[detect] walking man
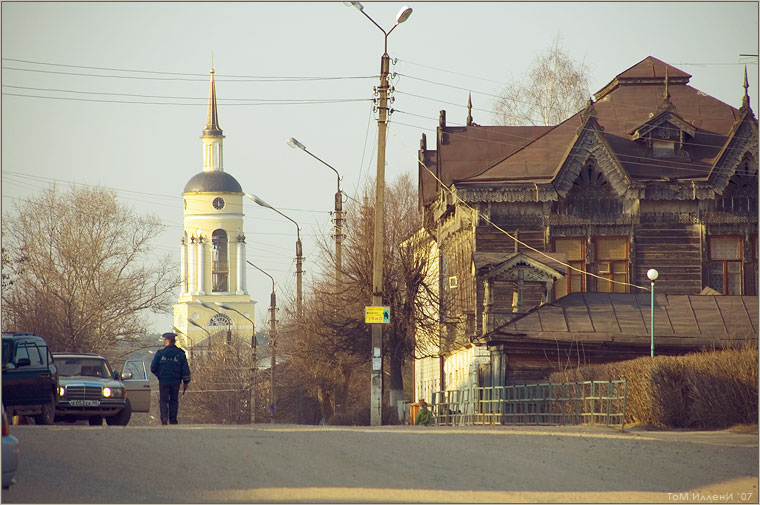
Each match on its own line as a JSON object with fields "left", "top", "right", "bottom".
{"left": 151, "top": 332, "right": 191, "bottom": 425}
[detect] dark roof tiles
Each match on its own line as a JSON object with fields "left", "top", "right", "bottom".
{"left": 183, "top": 171, "right": 242, "bottom": 194}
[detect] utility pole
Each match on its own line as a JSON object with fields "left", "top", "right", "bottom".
{"left": 334, "top": 188, "right": 343, "bottom": 294}
{"left": 247, "top": 260, "right": 276, "bottom": 424}
{"left": 369, "top": 50, "right": 390, "bottom": 427}
{"left": 269, "top": 289, "right": 277, "bottom": 423}
{"left": 346, "top": 1, "right": 413, "bottom": 427}
{"left": 296, "top": 236, "right": 303, "bottom": 320}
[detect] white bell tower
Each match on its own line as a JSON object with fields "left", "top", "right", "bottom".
{"left": 172, "top": 64, "right": 256, "bottom": 352}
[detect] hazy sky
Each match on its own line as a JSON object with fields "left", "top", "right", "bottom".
{"left": 2, "top": 2, "right": 758, "bottom": 333}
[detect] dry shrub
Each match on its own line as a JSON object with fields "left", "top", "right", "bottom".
{"left": 549, "top": 347, "right": 758, "bottom": 429}
{"left": 679, "top": 347, "right": 758, "bottom": 428}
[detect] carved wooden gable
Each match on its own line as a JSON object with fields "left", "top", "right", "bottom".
{"left": 552, "top": 116, "right": 638, "bottom": 201}
{"left": 481, "top": 253, "right": 565, "bottom": 283}
{"left": 710, "top": 112, "right": 759, "bottom": 195}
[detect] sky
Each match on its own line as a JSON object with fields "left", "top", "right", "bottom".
{"left": 2, "top": 1, "right": 758, "bottom": 334}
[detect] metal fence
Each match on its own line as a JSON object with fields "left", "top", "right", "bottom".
{"left": 431, "top": 380, "right": 627, "bottom": 428}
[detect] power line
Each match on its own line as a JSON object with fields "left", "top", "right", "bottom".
{"left": 2, "top": 59, "right": 376, "bottom": 82}
{"left": 1, "top": 84, "right": 370, "bottom": 104}
{"left": 1, "top": 90, "right": 371, "bottom": 107}
{"left": 389, "top": 128, "right": 651, "bottom": 293}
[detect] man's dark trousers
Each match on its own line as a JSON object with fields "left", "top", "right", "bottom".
{"left": 159, "top": 383, "right": 181, "bottom": 424}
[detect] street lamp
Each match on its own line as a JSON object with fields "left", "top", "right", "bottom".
{"left": 172, "top": 326, "right": 194, "bottom": 359}
{"left": 245, "top": 193, "right": 303, "bottom": 320}
{"left": 346, "top": 1, "right": 413, "bottom": 426}
{"left": 247, "top": 260, "right": 277, "bottom": 424}
{"left": 217, "top": 302, "right": 257, "bottom": 424}
{"left": 647, "top": 269, "right": 659, "bottom": 357}
{"left": 287, "top": 137, "right": 343, "bottom": 294}
{"left": 187, "top": 318, "right": 212, "bottom": 351}
{"left": 199, "top": 300, "right": 232, "bottom": 344}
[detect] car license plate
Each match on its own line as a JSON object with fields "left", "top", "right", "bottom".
{"left": 69, "top": 400, "right": 99, "bottom": 407}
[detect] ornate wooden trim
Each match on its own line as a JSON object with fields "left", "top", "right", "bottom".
{"left": 709, "top": 114, "right": 759, "bottom": 194}
{"left": 552, "top": 118, "right": 642, "bottom": 199}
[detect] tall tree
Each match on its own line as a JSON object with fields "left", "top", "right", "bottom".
{"left": 2, "top": 186, "right": 176, "bottom": 358}
{"left": 493, "top": 35, "right": 591, "bottom": 126}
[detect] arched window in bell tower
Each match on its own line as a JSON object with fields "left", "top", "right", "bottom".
{"left": 212, "top": 229, "right": 228, "bottom": 292}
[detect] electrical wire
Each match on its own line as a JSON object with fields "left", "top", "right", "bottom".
{"left": 389, "top": 127, "right": 655, "bottom": 293}
{"left": 2, "top": 59, "right": 377, "bottom": 82}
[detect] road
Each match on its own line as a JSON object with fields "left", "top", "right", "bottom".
{"left": 2, "top": 423, "right": 757, "bottom": 503}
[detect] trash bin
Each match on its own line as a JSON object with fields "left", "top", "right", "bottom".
{"left": 409, "top": 402, "right": 420, "bottom": 425}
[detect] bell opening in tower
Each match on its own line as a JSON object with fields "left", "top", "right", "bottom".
{"left": 212, "top": 229, "right": 229, "bottom": 292}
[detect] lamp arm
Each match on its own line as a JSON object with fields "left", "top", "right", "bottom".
{"left": 247, "top": 260, "right": 276, "bottom": 288}
{"left": 271, "top": 207, "right": 300, "bottom": 239}
{"left": 303, "top": 148, "right": 342, "bottom": 191}
{"left": 359, "top": 8, "right": 387, "bottom": 36}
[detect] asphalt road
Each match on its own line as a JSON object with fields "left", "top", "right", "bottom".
{"left": 2, "top": 423, "right": 757, "bottom": 503}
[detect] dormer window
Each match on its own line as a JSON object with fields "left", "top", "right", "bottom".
{"left": 652, "top": 138, "right": 676, "bottom": 157}
{"left": 629, "top": 113, "right": 695, "bottom": 159}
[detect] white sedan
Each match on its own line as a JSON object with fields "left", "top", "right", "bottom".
{"left": 2, "top": 406, "right": 20, "bottom": 489}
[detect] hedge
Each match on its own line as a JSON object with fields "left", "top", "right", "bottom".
{"left": 548, "top": 347, "right": 758, "bottom": 429}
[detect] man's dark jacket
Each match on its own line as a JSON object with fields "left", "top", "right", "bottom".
{"left": 150, "top": 344, "right": 191, "bottom": 385}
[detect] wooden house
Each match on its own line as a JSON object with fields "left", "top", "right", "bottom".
{"left": 413, "top": 57, "right": 758, "bottom": 399}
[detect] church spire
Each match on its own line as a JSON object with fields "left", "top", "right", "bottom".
{"left": 466, "top": 92, "right": 474, "bottom": 126}
{"left": 741, "top": 65, "right": 751, "bottom": 110}
{"left": 203, "top": 60, "right": 223, "bottom": 138}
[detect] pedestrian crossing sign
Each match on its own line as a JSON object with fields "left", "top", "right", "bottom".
{"left": 365, "top": 306, "right": 390, "bottom": 324}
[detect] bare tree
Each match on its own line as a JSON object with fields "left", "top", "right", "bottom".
{"left": 1, "top": 185, "right": 177, "bottom": 359}
{"left": 278, "top": 173, "right": 438, "bottom": 423}
{"left": 493, "top": 35, "right": 590, "bottom": 126}
{"left": 183, "top": 335, "right": 256, "bottom": 424}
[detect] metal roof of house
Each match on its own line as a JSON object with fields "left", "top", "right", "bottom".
{"left": 487, "top": 293, "right": 758, "bottom": 348}
{"left": 421, "top": 56, "right": 756, "bottom": 205}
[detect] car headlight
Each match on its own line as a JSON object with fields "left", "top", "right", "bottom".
{"left": 58, "top": 386, "right": 66, "bottom": 397}
{"left": 102, "top": 387, "right": 123, "bottom": 398}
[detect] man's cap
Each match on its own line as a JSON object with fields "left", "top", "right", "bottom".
{"left": 162, "top": 332, "right": 177, "bottom": 341}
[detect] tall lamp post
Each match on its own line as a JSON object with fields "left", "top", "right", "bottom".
{"left": 346, "top": 1, "right": 413, "bottom": 426}
{"left": 199, "top": 300, "right": 232, "bottom": 344}
{"left": 172, "top": 326, "right": 194, "bottom": 359}
{"left": 287, "top": 137, "right": 343, "bottom": 294}
{"left": 647, "top": 269, "right": 659, "bottom": 357}
{"left": 248, "top": 260, "right": 277, "bottom": 423}
{"left": 187, "top": 318, "right": 211, "bottom": 351}
{"left": 216, "top": 302, "right": 256, "bottom": 424}
{"left": 245, "top": 193, "right": 302, "bottom": 320}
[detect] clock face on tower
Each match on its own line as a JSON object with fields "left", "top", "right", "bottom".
{"left": 212, "top": 197, "right": 225, "bottom": 210}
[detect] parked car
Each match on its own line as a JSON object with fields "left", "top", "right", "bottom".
{"left": 53, "top": 353, "right": 151, "bottom": 426}
{"left": 2, "top": 333, "right": 58, "bottom": 424}
{"left": 2, "top": 406, "right": 20, "bottom": 489}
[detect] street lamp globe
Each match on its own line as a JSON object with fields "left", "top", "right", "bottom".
{"left": 395, "top": 5, "right": 412, "bottom": 24}
{"left": 647, "top": 269, "right": 659, "bottom": 281}
{"left": 287, "top": 137, "right": 306, "bottom": 151}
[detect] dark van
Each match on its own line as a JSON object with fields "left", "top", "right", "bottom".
{"left": 2, "top": 333, "right": 58, "bottom": 424}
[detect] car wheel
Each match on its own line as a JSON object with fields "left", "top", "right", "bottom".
{"left": 88, "top": 416, "right": 103, "bottom": 426}
{"left": 34, "top": 399, "right": 55, "bottom": 425}
{"left": 106, "top": 399, "right": 131, "bottom": 426}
